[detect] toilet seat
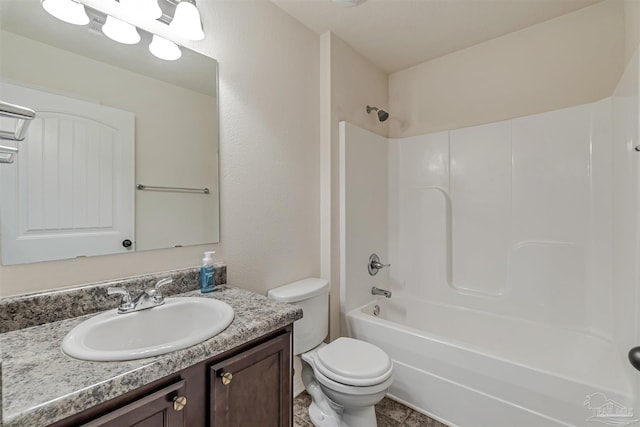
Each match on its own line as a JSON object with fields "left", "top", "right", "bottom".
{"left": 314, "top": 337, "right": 393, "bottom": 387}
{"left": 311, "top": 362, "right": 394, "bottom": 396}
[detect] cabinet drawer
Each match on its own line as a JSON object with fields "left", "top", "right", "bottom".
{"left": 82, "top": 380, "right": 187, "bottom": 427}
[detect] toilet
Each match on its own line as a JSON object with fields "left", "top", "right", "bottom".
{"left": 268, "top": 278, "right": 393, "bottom": 427}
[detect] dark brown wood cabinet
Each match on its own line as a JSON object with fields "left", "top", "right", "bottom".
{"left": 50, "top": 326, "right": 293, "bottom": 427}
{"left": 210, "top": 332, "right": 291, "bottom": 427}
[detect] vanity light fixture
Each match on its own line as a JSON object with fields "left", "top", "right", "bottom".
{"left": 41, "top": 0, "right": 205, "bottom": 60}
{"left": 102, "top": 15, "right": 141, "bottom": 45}
{"left": 149, "top": 35, "right": 182, "bottom": 61}
{"left": 41, "top": 0, "right": 90, "bottom": 25}
{"left": 169, "top": 0, "right": 204, "bottom": 41}
{"left": 121, "top": 0, "right": 163, "bottom": 21}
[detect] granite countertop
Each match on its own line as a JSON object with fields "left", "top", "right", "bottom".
{"left": 1, "top": 285, "right": 302, "bottom": 427}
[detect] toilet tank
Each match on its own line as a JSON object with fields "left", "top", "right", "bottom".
{"left": 267, "top": 278, "right": 329, "bottom": 355}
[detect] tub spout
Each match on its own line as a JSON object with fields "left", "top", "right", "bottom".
{"left": 371, "top": 286, "right": 392, "bottom": 298}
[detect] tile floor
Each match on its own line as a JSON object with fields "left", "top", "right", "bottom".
{"left": 293, "top": 391, "right": 449, "bottom": 427}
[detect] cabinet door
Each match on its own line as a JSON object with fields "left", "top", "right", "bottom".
{"left": 210, "top": 332, "right": 292, "bottom": 427}
{"left": 82, "top": 380, "right": 188, "bottom": 427}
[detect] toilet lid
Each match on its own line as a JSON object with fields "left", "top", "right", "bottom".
{"left": 315, "top": 337, "right": 392, "bottom": 386}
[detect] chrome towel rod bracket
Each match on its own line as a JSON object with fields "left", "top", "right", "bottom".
{"left": 0, "top": 100, "right": 36, "bottom": 142}
{"left": 0, "top": 145, "right": 18, "bottom": 164}
{"left": 136, "top": 184, "right": 210, "bottom": 194}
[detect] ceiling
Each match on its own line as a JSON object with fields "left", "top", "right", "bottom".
{"left": 271, "top": 0, "right": 603, "bottom": 73}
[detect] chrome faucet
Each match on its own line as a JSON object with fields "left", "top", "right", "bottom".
{"left": 371, "top": 286, "right": 392, "bottom": 298}
{"left": 368, "top": 254, "right": 390, "bottom": 276}
{"left": 108, "top": 278, "right": 173, "bottom": 314}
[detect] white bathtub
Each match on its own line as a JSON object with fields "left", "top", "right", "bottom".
{"left": 346, "top": 296, "right": 635, "bottom": 427}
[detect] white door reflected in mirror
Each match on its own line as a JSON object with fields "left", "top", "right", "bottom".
{"left": 0, "top": 82, "right": 135, "bottom": 265}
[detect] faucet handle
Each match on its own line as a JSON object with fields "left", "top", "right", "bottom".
{"left": 368, "top": 253, "right": 391, "bottom": 276}
{"left": 155, "top": 278, "right": 173, "bottom": 290}
{"left": 108, "top": 287, "right": 131, "bottom": 304}
{"left": 151, "top": 278, "right": 172, "bottom": 303}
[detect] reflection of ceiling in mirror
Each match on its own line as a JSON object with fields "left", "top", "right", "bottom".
{"left": 0, "top": 0, "right": 217, "bottom": 96}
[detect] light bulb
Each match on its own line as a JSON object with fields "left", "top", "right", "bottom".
{"left": 120, "top": 0, "right": 163, "bottom": 21}
{"left": 41, "top": 0, "right": 89, "bottom": 25}
{"left": 102, "top": 15, "right": 141, "bottom": 45}
{"left": 149, "top": 35, "right": 182, "bottom": 61}
{"left": 169, "top": 1, "right": 204, "bottom": 41}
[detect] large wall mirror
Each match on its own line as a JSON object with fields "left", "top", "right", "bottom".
{"left": 0, "top": 0, "right": 219, "bottom": 265}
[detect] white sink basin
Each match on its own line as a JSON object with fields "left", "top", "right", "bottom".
{"left": 62, "top": 297, "right": 234, "bottom": 361}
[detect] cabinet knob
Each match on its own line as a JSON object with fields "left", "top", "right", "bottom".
{"left": 221, "top": 372, "right": 233, "bottom": 385}
{"left": 172, "top": 395, "right": 187, "bottom": 412}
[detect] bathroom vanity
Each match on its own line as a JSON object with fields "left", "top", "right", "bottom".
{"left": 0, "top": 269, "right": 302, "bottom": 427}
{"left": 51, "top": 326, "right": 292, "bottom": 426}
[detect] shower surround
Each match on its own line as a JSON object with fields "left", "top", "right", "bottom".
{"left": 340, "top": 54, "right": 640, "bottom": 426}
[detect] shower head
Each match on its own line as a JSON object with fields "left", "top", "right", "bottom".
{"left": 366, "top": 105, "right": 389, "bottom": 122}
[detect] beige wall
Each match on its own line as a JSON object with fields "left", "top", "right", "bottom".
{"left": 389, "top": 0, "right": 626, "bottom": 137}
{"left": 0, "top": 0, "right": 320, "bottom": 297}
{"left": 319, "top": 32, "right": 389, "bottom": 339}
{"left": 624, "top": 0, "right": 640, "bottom": 65}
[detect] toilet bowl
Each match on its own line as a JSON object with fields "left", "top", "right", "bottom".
{"left": 267, "top": 278, "right": 394, "bottom": 427}
{"left": 301, "top": 339, "right": 393, "bottom": 427}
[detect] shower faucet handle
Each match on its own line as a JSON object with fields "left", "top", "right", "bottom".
{"left": 368, "top": 253, "right": 390, "bottom": 276}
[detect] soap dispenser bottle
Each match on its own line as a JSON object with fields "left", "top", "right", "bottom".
{"left": 200, "top": 251, "right": 216, "bottom": 293}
